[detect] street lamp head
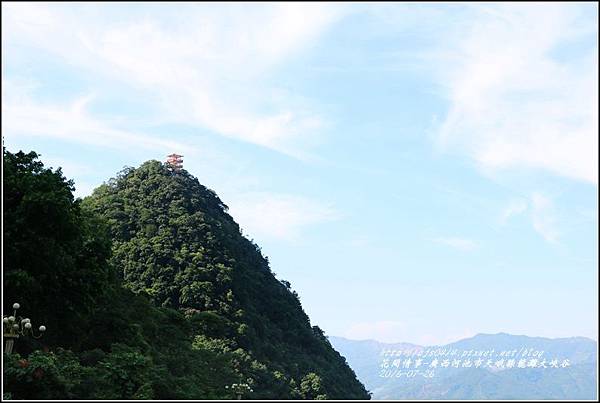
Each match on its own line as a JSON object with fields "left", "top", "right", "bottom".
{"left": 4, "top": 305, "right": 46, "bottom": 354}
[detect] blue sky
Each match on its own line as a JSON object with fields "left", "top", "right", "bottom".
{"left": 2, "top": 2, "right": 598, "bottom": 345}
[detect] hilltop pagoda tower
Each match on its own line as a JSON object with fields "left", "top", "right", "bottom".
{"left": 166, "top": 153, "right": 183, "bottom": 172}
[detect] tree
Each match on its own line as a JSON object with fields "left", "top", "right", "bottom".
{"left": 300, "top": 372, "right": 327, "bottom": 399}
{"left": 3, "top": 149, "right": 113, "bottom": 350}
{"left": 4, "top": 152, "right": 370, "bottom": 399}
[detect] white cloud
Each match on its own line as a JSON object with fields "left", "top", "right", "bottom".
{"left": 2, "top": 3, "right": 342, "bottom": 157}
{"left": 226, "top": 192, "right": 340, "bottom": 241}
{"left": 347, "top": 237, "right": 372, "bottom": 249}
{"left": 434, "top": 3, "right": 598, "bottom": 184}
{"left": 42, "top": 157, "right": 93, "bottom": 177}
{"left": 500, "top": 198, "right": 528, "bottom": 224}
{"left": 2, "top": 88, "right": 193, "bottom": 153}
{"left": 531, "top": 192, "right": 559, "bottom": 243}
{"left": 432, "top": 236, "right": 478, "bottom": 251}
{"left": 500, "top": 193, "right": 560, "bottom": 243}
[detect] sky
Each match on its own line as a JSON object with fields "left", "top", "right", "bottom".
{"left": 2, "top": 2, "right": 598, "bottom": 346}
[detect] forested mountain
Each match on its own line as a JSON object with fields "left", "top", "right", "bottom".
{"left": 2, "top": 149, "right": 369, "bottom": 400}
{"left": 330, "top": 334, "right": 597, "bottom": 400}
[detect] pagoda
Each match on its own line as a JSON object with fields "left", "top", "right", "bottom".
{"left": 166, "top": 153, "right": 183, "bottom": 172}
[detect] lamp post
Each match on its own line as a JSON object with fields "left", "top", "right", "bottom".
{"left": 3, "top": 303, "right": 46, "bottom": 355}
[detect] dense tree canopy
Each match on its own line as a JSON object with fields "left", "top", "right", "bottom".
{"left": 3, "top": 149, "right": 370, "bottom": 400}
{"left": 3, "top": 150, "right": 113, "bottom": 349}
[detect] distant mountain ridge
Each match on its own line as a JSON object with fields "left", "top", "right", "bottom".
{"left": 330, "top": 333, "right": 597, "bottom": 400}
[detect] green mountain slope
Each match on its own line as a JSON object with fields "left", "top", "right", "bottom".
{"left": 3, "top": 151, "right": 369, "bottom": 400}
{"left": 83, "top": 160, "right": 369, "bottom": 399}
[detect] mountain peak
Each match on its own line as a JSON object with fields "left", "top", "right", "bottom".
{"left": 83, "top": 159, "right": 371, "bottom": 399}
